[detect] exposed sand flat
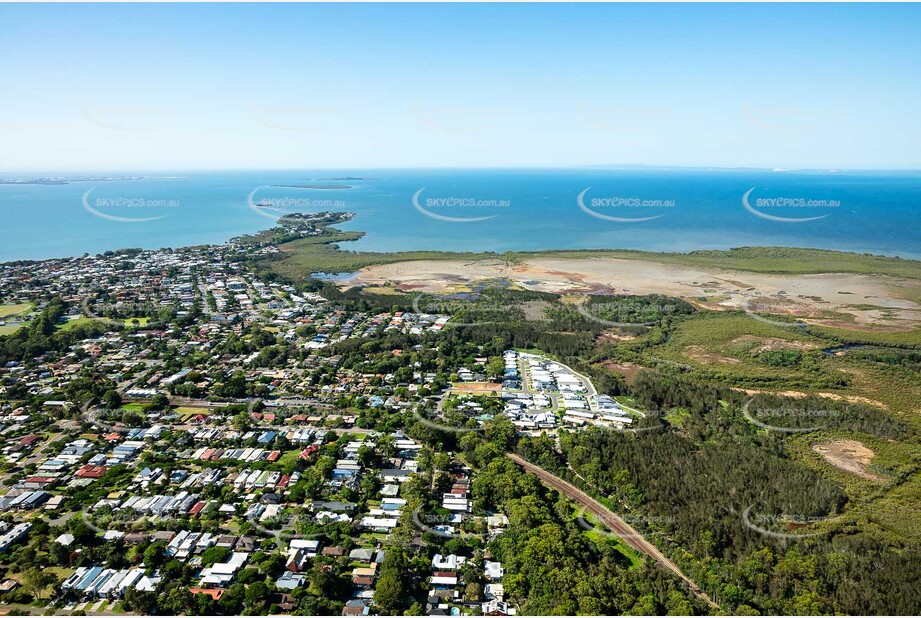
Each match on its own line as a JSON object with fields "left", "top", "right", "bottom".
{"left": 812, "top": 440, "right": 887, "bottom": 483}
{"left": 732, "top": 387, "right": 890, "bottom": 410}
{"left": 351, "top": 257, "right": 921, "bottom": 330}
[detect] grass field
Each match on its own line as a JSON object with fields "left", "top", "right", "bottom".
{"left": 174, "top": 406, "right": 211, "bottom": 420}
{"left": 57, "top": 315, "right": 98, "bottom": 331}
{"left": 275, "top": 449, "right": 303, "bottom": 468}
{"left": 0, "top": 303, "right": 32, "bottom": 335}
{"left": 123, "top": 316, "right": 150, "bottom": 327}
{"left": 0, "top": 303, "right": 31, "bottom": 317}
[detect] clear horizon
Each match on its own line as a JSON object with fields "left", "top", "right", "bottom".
{"left": 5, "top": 165, "right": 921, "bottom": 175}
{"left": 2, "top": 3, "right": 920, "bottom": 171}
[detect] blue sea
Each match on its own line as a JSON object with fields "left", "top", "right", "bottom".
{"left": 1, "top": 169, "right": 919, "bottom": 263}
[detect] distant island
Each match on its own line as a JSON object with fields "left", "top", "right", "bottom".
{"left": 0, "top": 176, "right": 143, "bottom": 185}
{"left": 271, "top": 184, "right": 352, "bottom": 190}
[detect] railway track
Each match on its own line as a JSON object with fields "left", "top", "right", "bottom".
{"left": 507, "top": 453, "right": 718, "bottom": 610}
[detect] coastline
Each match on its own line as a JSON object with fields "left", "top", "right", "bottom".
{"left": 3, "top": 168, "right": 921, "bottom": 263}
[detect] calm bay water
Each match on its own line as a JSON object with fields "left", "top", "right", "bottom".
{"left": 1, "top": 169, "right": 919, "bottom": 263}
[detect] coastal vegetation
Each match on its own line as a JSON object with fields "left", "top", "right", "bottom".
{"left": 257, "top": 220, "right": 921, "bottom": 282}
{"left": 317, "top": 266, "right": 921, "bottom": 614}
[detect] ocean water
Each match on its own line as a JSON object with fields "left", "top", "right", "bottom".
{"left": 0, "top": 169, "right": 919, "bottom": 263}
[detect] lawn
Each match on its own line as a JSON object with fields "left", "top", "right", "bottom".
{"left": 58, "top": 315, "right": 98, "bottom": 331}
{"left": 123, "top": 316, "right": 150, "bottom": 327}
{"left": 275, "top": 449, "right": 303, "bottom": 468}
{"left": 0, "top": 303, "right": 31, "bottom": 318}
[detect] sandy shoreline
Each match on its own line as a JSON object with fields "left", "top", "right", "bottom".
{"left": 347, "top": 256, "right": 921, "bottom": 330}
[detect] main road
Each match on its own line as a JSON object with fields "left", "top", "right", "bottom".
{"left": 507, "top": 453, "right": 718, "bottom": 610}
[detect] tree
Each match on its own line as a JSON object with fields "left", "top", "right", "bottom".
{"left": 464, "top": 582, "right": 484, "bottom": 601}
{"left": 22, "top": 568, "right": 59, "bottom": 600}
{"left": 150, "top": 393, "right": 170, "bottom": 410}
{"left": 374, "top": 549, "right": 410, "bottom": 613}
{"left": 486, "top": 356, "right": 505, "bottom": 381}
{"left": 49, "top": 541, "right": 71, "bottom": 566}
{"left": 245, "top": 580, "right": 271, "bottom": 612}
{"left": 123, "top": 589, "right": 157, "bottom": 614}
{"left": 484, "top": 414, "right": 518, "bottom": 452}
{"left": 200, "top": 545, "right": 231, "bottom": 567}
{"left": 102, "top": 389, "right": 122, "bottom": 410}
{"left": 143, "top": 540, "right": 167, "bottom": 569}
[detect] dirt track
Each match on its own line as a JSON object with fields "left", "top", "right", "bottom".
{"left": 507, "top": 453, "right": 718, "bottom": 610}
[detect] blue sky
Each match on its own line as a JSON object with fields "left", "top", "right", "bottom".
{"left": 1, "top": 3, "right": 919, "bottom": 171}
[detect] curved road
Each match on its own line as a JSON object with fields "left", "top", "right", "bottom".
{"left": 507, "top": 453, "right": 718, "bottom": 610}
